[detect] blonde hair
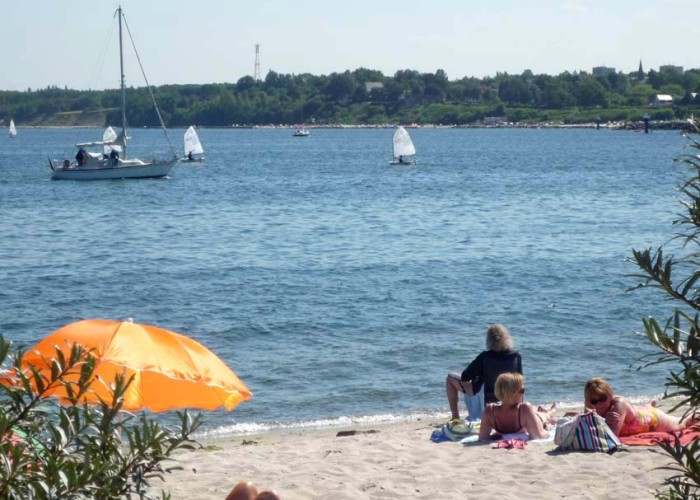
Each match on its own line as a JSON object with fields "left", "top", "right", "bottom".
{"left": 494, "top": 372, "right": 524, "bottom": 401}
{"left": 584, "top": 377, "right": 614, "bottom": 404}
{"left": 486, "top": 324, "right": 513, "bottom": 352}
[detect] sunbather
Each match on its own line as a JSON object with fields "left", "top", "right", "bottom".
{"left": 478, "top": 372, "right": 556, "bottom": 441}
{"left": 584, "top": 377, "right": 695, "bottom": 437}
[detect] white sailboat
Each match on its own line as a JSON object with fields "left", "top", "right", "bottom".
{"left": 182, "top": 126, "right": 205, "bottom": 162}
{"left": 292, "top": 102, "right": 310, "bottom": 137}
{"left": 8, "top": 119, "right": 17, "bottom": 138}
{"left": 389, "top": 126, "right": 417, "bottom": 165}
{"left": 49, "top": 7, "right": 177, "bottom": 180}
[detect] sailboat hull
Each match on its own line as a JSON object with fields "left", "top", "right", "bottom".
{"left": 51, "top": 159, "right": 176, "bottom": 180}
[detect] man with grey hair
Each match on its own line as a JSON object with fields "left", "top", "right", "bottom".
{"left": 445, "top": 324, "right": 522, "bottom": 423}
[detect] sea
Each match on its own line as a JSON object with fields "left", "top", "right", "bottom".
{"left": 0, "top": 126, "right": 693, "bottom": 437}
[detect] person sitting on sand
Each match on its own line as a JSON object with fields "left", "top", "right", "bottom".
{"left": 446, "top": 324, "right": 522, "bottom": 423}
{"left": 225, "top": 480, "right": 281, "bottom": 500}
{"left": 584, "top": 377, "right": 696, "bottom": 437}
{"left": 478, "top": 372, "right": 556, "bottom": 441}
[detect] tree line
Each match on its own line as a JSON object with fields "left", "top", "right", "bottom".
{"left": 2, "top": 66, "right": 700, "bottom": 127}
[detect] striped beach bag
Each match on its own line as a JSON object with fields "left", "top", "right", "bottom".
{"left": 555, "top": 411, "right": 621, "bottom": 453}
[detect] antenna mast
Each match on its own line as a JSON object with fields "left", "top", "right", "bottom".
{"left": 254, "top": 44, "right": 261, "bottom": 81}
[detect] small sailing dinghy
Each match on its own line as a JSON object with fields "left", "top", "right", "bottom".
{"left": 8, "top": 119, "right": 17, "bottom": 138}
{"left": 389, "top": 126, "right": 416, "bottom": 165}
{"left": 182, "top": 126, "right": 205, "bottom": 162}
{"left": 293, "top": 127, "right": 310, "bottom": 137}
{"left": 48, "top": 7, "right": 177, "bottom": 180}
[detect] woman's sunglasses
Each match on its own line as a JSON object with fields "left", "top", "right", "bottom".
{"left": 519, "top": 388, "right": 526, "bottom": 394}
{"left": 589, "top": 395, "right": 608, "bottom": 405}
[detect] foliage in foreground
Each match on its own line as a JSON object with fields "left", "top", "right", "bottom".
{"left": 0, "top": 336, "right": 202, "bottom": 499}
{"left": 629, "top": 119, "right": 700, "bottom": 498}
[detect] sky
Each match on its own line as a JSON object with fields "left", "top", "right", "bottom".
{"left": 3, "top": 0, "right": 699, "bottom": 91}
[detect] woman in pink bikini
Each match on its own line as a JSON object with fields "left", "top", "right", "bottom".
{"left": 584, "top": 377, "right": 693, "bottom": 437}
{"left": 478, "top": 372, "right": 557, "bottom": 441}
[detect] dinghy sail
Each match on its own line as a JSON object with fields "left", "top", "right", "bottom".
{"left": 8, "top": 119, "right": 17, "bottom": 138}
{"left": 182, "top": 126, "right": 205, "bottom": 162}
{"left": 389, "top": 126, "right": 416, "bottom": 164}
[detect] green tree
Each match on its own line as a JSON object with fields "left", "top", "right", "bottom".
{"left": 324, "top": 71, "right": 356, "bottom": 102}
{"left": 627, "top": 83, "right": 655, "bottom": 106}
{"left": 629, "top": 120, "right": 700, "bottom": 498}
{"left": 498, "top": 77, "right": 531, "bottom": 105}
{"left": 575, "top": 77, "right": 609, "bottom": 107}
{"left": 661, "top": 84, "right": 686, "bottom": 100}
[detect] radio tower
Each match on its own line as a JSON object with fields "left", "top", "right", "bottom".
{"left": 254, "top": 44, "right": 261, "bottom": 81}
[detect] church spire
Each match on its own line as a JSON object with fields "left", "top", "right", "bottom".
{"left": 638, "top": 60, "right": 644, "bottom": 80}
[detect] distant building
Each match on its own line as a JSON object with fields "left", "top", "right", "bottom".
{"left": 653, "top": 94, "right": 674, "bottom": 107}
{"left": 592, "top": 66, "right": 615, "bottom": 77}
{"left": 365, "top": 82, "right": 384, "bottom": 93}
{"left": 637, "top": 60, "right": 645, "bottom": 81}
{"left": 660, "top": 65, "right": 684, "bottom": 73}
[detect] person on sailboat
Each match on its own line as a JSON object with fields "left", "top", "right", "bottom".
{"left": 398, "top": 155, "right": 405, "bottom": 164}
{"left": 109, "top": 148, "right": 119, "bottom": 166}
{"left": 187, "top": 151, "right": 194, "bottom": 161}
{"left": 75, "top": 147, "right": 86, "bottom": 166}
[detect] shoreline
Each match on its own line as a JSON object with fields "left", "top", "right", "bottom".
{"left": 160, "top": 412, "right": 677, "bottom": 499}
{"left": 9, "top": 120, "right": 693, "bottom": 131}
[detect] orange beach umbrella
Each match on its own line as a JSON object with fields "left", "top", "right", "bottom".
{"left": 17, "top": 319, "right": 252, "bottom": 413}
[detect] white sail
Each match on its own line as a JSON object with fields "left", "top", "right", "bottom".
{"left": 392, "top": 126, "right": 416, "bottom": 158}
{"left": 184, "top": 126, "right": 204, "bottom": 156}
{"left": 8, "top": 119, "right": 17, "bottom": 138}
{"left": 102, "top": 126, "right": 122, "bottom": 155}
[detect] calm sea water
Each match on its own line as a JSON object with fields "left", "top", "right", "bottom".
{"left": 0, "top": 126, "right": 691, "bottom": 435}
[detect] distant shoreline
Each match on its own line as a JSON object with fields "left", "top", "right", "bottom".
{"left": 10, "top": 120, "right": 694, "bottom": 131}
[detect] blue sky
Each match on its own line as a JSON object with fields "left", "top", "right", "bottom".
{"left": 3, "top": 0, "right": 698, "bottom": 91}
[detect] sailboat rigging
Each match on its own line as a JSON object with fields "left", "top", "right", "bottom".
{"left": 49, "top": 6, "right": 177, "bottom": 180}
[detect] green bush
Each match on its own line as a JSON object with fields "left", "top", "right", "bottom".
{"left": 0, "top": 336, "right": 202, "bottom": 499}
{"left": 629, "top": 120, "right": 700, "bottom": 498}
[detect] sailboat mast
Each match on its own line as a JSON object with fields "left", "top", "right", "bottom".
{"left": 117, "top": 6, "right": 127, "bottom": 158}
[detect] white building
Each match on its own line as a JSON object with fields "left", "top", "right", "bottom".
{"left": 652, "top": 94, "right": 673, "bottom": 107}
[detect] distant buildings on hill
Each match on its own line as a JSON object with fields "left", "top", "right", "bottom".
{"left": 659, "top": 64, "right": 684, "bottom": 73}
{"left": 592, "top": 66, "right": 616, "bottom": 77}
{"left": 591, "top": 62, "right": 684, "bottom": 76}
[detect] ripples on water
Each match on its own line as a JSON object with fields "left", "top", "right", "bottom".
{"left": 0, "top": 127, "right": 690, "bottom": 434}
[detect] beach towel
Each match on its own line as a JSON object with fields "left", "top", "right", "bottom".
{"left": 619, "top": 429, "right": 700, "bottom": 446}
{"left": 459, "top": 428, "right": 555, "bottom": 445}
{"left": 556, "top": 412, "right": 620, "bottom": 453}
{"left": 430, "top": 420, "right": 481, "bottom": 443}
{"left": 464, "top": 388, "right": 485, "bottom": 421}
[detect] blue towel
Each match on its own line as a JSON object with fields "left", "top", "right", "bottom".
{"left": 464, "top": 388, "right": 485, "bottom": 421}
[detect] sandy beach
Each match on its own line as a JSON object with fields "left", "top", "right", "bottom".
{"left": 157, "top": 415, "right": 676, "bottom": 499}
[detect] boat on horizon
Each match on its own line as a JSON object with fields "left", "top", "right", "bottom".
{"left": 8, "top": 119, "right": 17, "bottom": 138}
{"left": 49, "top": 7, "right": 177, "bottom": 181}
